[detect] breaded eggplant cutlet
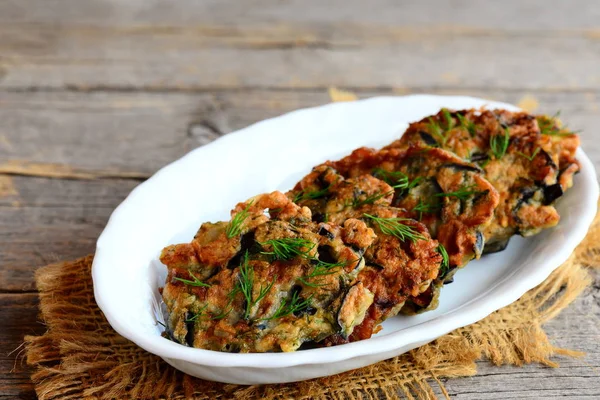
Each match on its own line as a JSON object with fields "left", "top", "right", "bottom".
{"left": 386, "top": 108, "right": 580, "bottom": 252}
{"left": 325, "top": 145, "right": 499, "bottom": 287}
{"left": 161, "top": 191, "right": 378, "bottom": 353}
{"left": 289, "top": 166, "right": 443, "bottom": 339}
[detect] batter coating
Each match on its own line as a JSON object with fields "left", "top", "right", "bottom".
{"left": 386, "top": 108, "right": 579, "bottom": 252}
{"left": 161, "top": 192, "right": 376, "bottom": 352}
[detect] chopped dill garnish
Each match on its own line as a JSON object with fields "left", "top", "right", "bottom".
{"left": 427, "top": 117, "right": 445, "bottom": 145}
{"left": 347, "top": 190, "right": 393, "bottom": 208}
{"left": 262, "top": 291, "right": 313, "bottom": 320}
{"left": 185, "top": 305, "right": 208, "bottom": 323}
{"left": 435, "top": 184, "right": 485, "bottom": 201}
{"left": 456, "top": 113, "right": 477, "bottom": 137}
{"left": 226, "top": 201, "right": 253, "bottom": 238}
{"left": 363, "top": 213, "right": 426, "bottom": 243}
{"left": 490, "top": 127, "right": 510, "bottom": 160}
{"left": 260, "top": 237, "right": 315, "bottom": 261}
{"left": 437, "top": 244, "right": 450, "bottom": 277}
{"left": 537, "top": 112, "right": 577, "bottom": 137}
{"left": 441, "top": 108, "right": 455, "bottom": 131}
{"left": 238, "top": 251, "right": 276, "bottom": 320}
{"left": 293, "top": 186, "right": 331, "bottom": 203}
{"left": 372, "top": 168, "right": 423, "bottom": 193}
{"left": 426, "top": 108, "right": 455, "bottom": 145}
{"left": 414, "top": 198, "right": 441, "bottom": 220}
{"left": 299, "top": 259, "right": 347, "bottom": 288}
{"left": 173, "top": 272, "right": 211, "bottom": 288}
{"left": 517, "top": 147, "right": 540, "bottom": 162}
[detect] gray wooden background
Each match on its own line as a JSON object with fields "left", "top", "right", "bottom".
{"left": 1, "top": 1, "right": 599, "bottom": 398}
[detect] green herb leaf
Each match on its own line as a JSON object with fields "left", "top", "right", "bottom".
{"left": 226, "top": 201, "right": 253, "bottom": 238}
{"left": 456, "top": 113, "right": 477, "bottom": 137}
{"left": 413, "top": 198, "right": 441, "bottom": 220}
{"left": 435, "top": 184, "right": 485, "bottom": 201}
{"left": 490, "top": 127, "right": 510, "bottom": 160}
{"left": 237, "top": 251, "right": 276, "bottom": 320}
{"left": 372, "top": 168, "right": 423, "bottom": 193}
{"left": 262, "top": 291, "right": 313, "bottom": 320}
{"left": 517, "top": 147, "right": 540, "bottom": 162}
{"left": 437, "top": 244, "right": 450, "bottom": 278}
{"left": 174, "top": 272, "right": 211, "bottom": 288}
{"left": 185, "top": 305, "right": 209, "bottom": 323}
{"left": 441, "top": 108, "right": 455, "bottom": 131}
{"left": 299, "top": 259, "right": 347, "bottom": 288}
{"left": 260, "top": 237, "right": 315, "bottom": 261}
{"left": 293, "top": 186, "right": 331, "bottom": 203}
{"left": 363, "top": 213, "right": 426, "bottom": 243}
{"left": 347, "top": 190, "right": 394, "bottom": 208}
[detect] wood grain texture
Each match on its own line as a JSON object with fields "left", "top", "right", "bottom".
{"left": 0, "top": 293, "right": 42, "bottom": 400}
{"left": 1, "top": 0, "right": 599, "bottom": 398}
{"left": 1, "top": 1, "right": 600, "bottom": 91}
{"left": 0, "top": 177, "right": 139, "bottom": 291}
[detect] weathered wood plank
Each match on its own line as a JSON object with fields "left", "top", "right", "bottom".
{"left": 2, "top": 22, "right": 600, "bottom": 91}
{"left": 0, "top": 177, "right": 139, "bottom": 291}
{"left": 1, "top": 1, "right": 600, "bottom": 91}
{"left": 3, "top": 1, "right": 600, "bottom": 30}
{"left": 1, "top": 90, "right": 599, "bottom": 175}
{"left": 0, "top": 293, "right": 42, "bottom": 400}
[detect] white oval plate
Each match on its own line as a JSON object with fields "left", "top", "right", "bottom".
{"left": 93, "top": 95, "right": 598, "bottom": 385}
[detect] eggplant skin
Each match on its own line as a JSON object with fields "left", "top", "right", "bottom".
{"left": 386, "top": 108, "right": 580, "bottom": 248}
{"left": 161, "top": 191, "right": 379, "bottom": 353}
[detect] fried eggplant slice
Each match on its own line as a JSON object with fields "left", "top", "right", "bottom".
{"left": 326, "top": 145, "right": 498, "bottom": 275}
{"left": 161, "top": 191, "right": 376, "bottom": 353}
{"left": 386, "top": 108, "right": 580, "bottom": 251}
{"left": 290, "top": 166, "right": 443, "bottom": 329}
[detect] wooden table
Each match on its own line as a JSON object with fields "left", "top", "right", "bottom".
{"left": 1, "top": 1, "right": 599, "bottom": 398}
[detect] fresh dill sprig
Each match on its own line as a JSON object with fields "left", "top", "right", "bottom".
{"left": 517, "top": 147, "right": 540, "bottom": 162}
{"left": 490, "top": 127, "right": 510, "bottom": 159}
{"left": 437, "top": 244, "right": 450, "bottom": 277}
{"left": 372, "top": 168, "right": 423, "bottom": 192}
{"left": 173, "top": 272, "right": 211, "bottom": 288}
{"left": 537, "top": 112, "right": 576, "bottom": 137}
{"left": 441, "top": 108, "right": 455, "bottom": 131}
{"left": 363, "top": 213, "right": 426, "bottom": 243}
{"left": 456, "top": 113, "right": 477, "bottom": 137}
{"left": 238, "top": 251, "right": 276, "bottom": 320}
{"left": 435, "top": 184, "right": 484, "bottom": 201}
{"left": 413, "top": 199, "right": 441, "bottom": 220}
{"left": 347, "top": 190, "right": 393, "bottom": 208}
{"left": 425, "top": 109, "right": 455, "bottom": 145}
{"left": 427, "top": 117, "right": 445, "bottom": 145}
{"left": 260, "top": 237, "right": 315, "bottom": 261}
{"left": 293, "top": 186, "right": 331, "bottom": 203}
{"left": 226, "top": 201, "right": 253, "bottom": 238}
{"left": 262, "top": 291, "right": 313, "bottom": 320}
{"left": 299, "top": 259, "right": 347, "bottom": 288}
{"left": 185, "top": 305, "right": 209, "bottom": 323}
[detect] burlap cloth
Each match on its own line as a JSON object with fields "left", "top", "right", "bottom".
{"left": 22, "top": 203, "right": 600, "bottom": 400}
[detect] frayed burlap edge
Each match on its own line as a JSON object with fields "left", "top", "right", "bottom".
{"left": 23, "top": 208, "right": 600, "bottom": 400}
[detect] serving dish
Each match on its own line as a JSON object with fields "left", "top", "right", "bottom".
{"left": 92, "top": 95, "right": 598, "bottom": 384}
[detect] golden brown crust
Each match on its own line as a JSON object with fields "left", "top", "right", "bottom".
{"left": 326, "top": 146, "right": 499, "bottom": 270}
{"left": 161, "top": 191, "right": 378, "bottom": 353}
{"left": 387, "top": 108, "right": 579, "bottom": 250}
{"left": 289, "top": 165, "right": 443, "bottom": 333}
